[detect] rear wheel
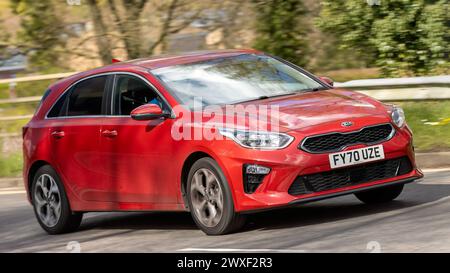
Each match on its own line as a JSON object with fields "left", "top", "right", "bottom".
{"left": 187, "top": 158, "right": 245, "bottom": 235}
{"left": 355, "top": 184, "right": 404, "bottom": 204}
{"left": 31, "top": 165, "right": 82, "bottom": 234}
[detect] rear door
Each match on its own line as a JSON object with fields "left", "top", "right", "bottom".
{"left": 47, "top": 75, "right": 111, "bottom": 202}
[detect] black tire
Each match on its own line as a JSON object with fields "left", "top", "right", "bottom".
{"left": 354, "top": 184, "right": 404, "bottom": 204}
{"left": 31, "top": 165, "right": 83, "bottom": 234}
{"left": 186, "top": 157, "right": 246, "bottom": 235}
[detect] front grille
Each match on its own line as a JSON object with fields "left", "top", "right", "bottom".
{"left": 288, "top": 157, "right": 412, "bottom": 196}
{"left": 300, "top": 124, "right": 394, "bottom": 153}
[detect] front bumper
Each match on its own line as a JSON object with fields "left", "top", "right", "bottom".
{"left": 213, "top": 122, "right": 423, "bottom": 212}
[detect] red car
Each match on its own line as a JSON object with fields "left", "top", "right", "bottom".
{"left": 23, "top": 49, "right": 423, "bottom": 235}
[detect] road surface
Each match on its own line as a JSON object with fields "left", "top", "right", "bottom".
{"left": 1, "top": 169, "right": 450, "bottom": 253}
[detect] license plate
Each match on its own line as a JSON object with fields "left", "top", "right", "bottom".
{"left": 329, "top": 145, "right": 385, "bottom": 169}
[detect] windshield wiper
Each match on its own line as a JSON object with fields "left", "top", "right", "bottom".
{"left": 300, "top": 87, "right": 328, "bottom": 92}
{"left": 230, "top": 92, "right": 298, "bottom": 104}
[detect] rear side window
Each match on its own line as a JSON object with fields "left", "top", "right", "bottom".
{"left": 67, "top": 76, "right": 107, "bottom": 116}
{"left": 35, "top": 89, "right": 52, "bottom": 114}
{"left": 47, "top": 75, "right": 108, "bottom": 118}
{"left": 47, "top": 92, "right": 68, "bottom": 118}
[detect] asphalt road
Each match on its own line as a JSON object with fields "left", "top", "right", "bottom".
{"left": 1, "top": 169, "right": 450, "bottom": 253}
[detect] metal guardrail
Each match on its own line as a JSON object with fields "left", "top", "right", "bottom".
{"left": 0, "top": 96, "right": 42, "bottom": 104}
{"left": 336, "top": 75, "right": 450, "bottom": 101}
{"left": 0, "top": 72, "right": 78, "bottom": 85}
{"left": 335, "top": 75, "right": 450, "bottom": 88}
{"left": 0, "top": 115, "right": 33, "bottom": 121}
{"left": 356, "top": 87, "right": 450, "bottom": 101}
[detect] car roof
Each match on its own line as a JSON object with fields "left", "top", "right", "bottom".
{"left": 121, "top": 49, "right": 261, "bottom": 70}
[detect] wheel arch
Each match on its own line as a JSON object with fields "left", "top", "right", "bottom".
{"left": 27, "top": 160, "right": 51, "bottom": 200}
{"left": 180, "top": 151, "right": 211, "bottom": 210}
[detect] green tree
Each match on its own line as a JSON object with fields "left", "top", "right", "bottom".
{"left": 0, "top": 19, "right": 10, "bottom": 57}
{"left": 10, "top": 0, "right": 67, "bottom": 69}
{"left": 253, "top": 0, "right": 309, "bottom": 67}
{"left": 317, "top": 0, "right": 449, "bottom": 77}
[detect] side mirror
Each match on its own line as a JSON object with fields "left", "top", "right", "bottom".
{"left": 131, "top": 104, "right": 170, "bottom": 120}
{"left": 318, "top": 76, "right": 334, "bottom": 86}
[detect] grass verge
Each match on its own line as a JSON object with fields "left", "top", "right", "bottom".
{"left": 396, "top": 100, "right": 450, "bottom": 152}
{"left": 0, "top": 152, "right": 22, "bottom": 177}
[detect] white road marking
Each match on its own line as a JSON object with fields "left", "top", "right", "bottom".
{"left": 178, "top": 248, "right": 305, "bottom": 253}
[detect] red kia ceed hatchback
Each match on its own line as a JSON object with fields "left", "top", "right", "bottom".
{"left": 23, "top": 49, "right": 423, "bottom": 235}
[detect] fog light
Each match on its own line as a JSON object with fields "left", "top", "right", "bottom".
{"left": 245, "top": 164, "right": 271, "bottom": 175}
{"left": 243, "top": 164, "right": 271, "bottom": 194}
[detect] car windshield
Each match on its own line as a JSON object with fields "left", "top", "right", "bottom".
{"left": 152, "top": 54, "right": 326, "bottom": 109}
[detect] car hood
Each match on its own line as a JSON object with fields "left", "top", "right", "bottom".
{"left": 215, "top": 89, "right": 391, "bottom": 132}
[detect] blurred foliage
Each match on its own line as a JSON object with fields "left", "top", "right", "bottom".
{"left": 0, "top": 101, "right": 38, "bottom": 117}
{"left": 3, "top": 0, "right": 447, "bottom": 76}
{"left": 0, "top": 18, "right": 10, "bottom": 56}
{"left": 317, "top": 0, "right": 449, "bottom": 77}
{"left": 10, "top": 0, "right": 68, "bottom": 69}
{"left": 0, "top": 119, "right": 28, "bottom": 133}
{"left": 319, "top": 68, "right": 381, "bottom": 82}
{"left": 0, "top": 80, "right": 52, "bottom": 99}
{"left": 253, "top": 0, "right": 309, "bottom": 67}
{"left": 0, "top": 130, "right": 22, "bottom": 179}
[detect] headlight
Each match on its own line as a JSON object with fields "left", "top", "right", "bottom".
{"left": 391, "top": 106, "right": 406, "bottom": 127}
{"left": 218, "top": 128, "right": 294, "bottom": 149}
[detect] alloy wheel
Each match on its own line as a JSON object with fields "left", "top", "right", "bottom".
{"left": 33, "top": 174, "right": 62, "bottom": 228}
{"left": 190, "top": 168, "right": 224, "bottom": 227}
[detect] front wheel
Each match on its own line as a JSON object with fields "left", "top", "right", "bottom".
{"left": 187, "top": 158, "right": 246, "bottom": 235}
{"left": 31, "top": 165, "right": 83, "bottom": 234}
{"left": 354, "top": 184, "right": 404, "bottom": 204}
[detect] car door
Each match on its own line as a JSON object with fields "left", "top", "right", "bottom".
{"left": 47, "top": 75, "right": 111, "bottom": 202}
{"left": 100, "top": 73, "right": 178, "bottom": 204}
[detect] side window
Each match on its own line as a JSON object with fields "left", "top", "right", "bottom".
{"left": 114, "top": 75, "right": 162, "bottom": 115}
{"left": 67, "top": 76, "right": 107, "bottom": 116}
{"left": 35, "top": 89, "right": 52, "bottom": 114}
{"left": 47, "top": 92, "right": 68, "bottom": 118}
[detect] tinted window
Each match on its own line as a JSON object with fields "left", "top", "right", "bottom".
{"left": 47, "top": 92, "right": 68, "bottom": 118}
{"left": 35, "top": 89, "right": 52, "bottom": 114}
{"left": 67, "top": 76, "right": 107, "bottom": 116}
{"left": 114, "top": 75, "right": 162, "bottom": 115}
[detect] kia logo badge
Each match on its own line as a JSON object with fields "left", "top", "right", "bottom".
{"left": 341, "top": 121, "right": 353, "bottom": 127}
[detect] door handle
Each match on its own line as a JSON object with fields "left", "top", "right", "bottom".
{"left": 51, "top": 130, "right": 65, "bottom": 139}
{"left": 102, "top": 130, "right": 118, "bottom": 138}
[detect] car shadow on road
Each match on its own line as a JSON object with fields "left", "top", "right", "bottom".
{"left": 79, "top": 211, "right": 198, "bottom": 231}
{"left": 80, "top": 182, "right": 450, "bottom": 233}
{"left": 243, "top": 182, "right": 450, "bottom": 232}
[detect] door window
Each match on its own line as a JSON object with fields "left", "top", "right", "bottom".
{"left": 67, "top": 76, "right": 107, "bottom": 116}
{"left": 113, "top": 75, "right": 163, "bottom": 115}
